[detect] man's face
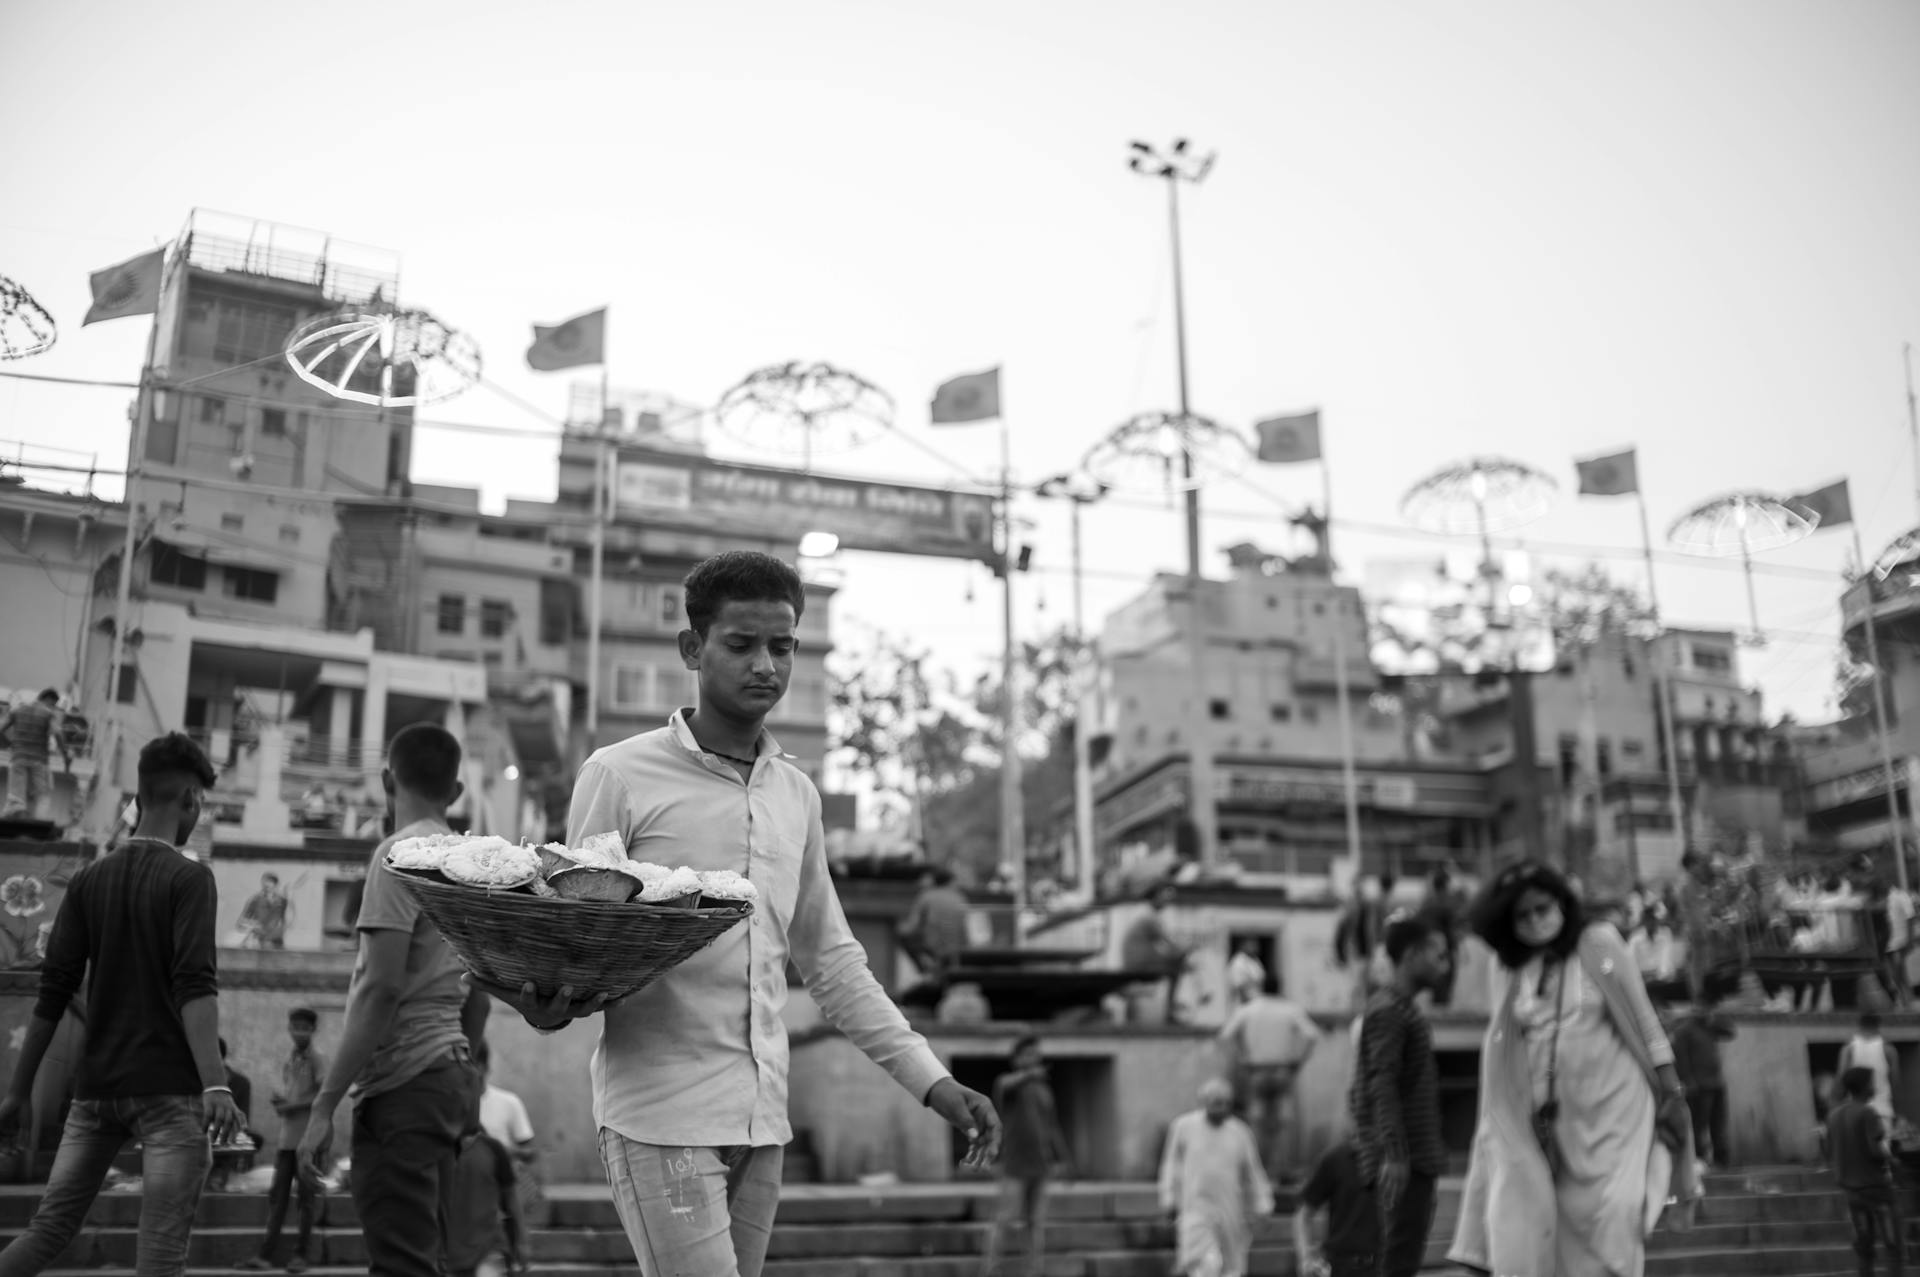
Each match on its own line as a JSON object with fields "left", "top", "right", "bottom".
{"left": 263, "top": 875, "right": 281, "bottom": 897}
{"left": 289, "top": 1022, "right": 314, "bottom": 1051}
{"left": 1013, "top": 1044, "right": 1043, "bottom": 1073}
{"left": 681, "top": 600, "right": 795, "bottom": 724}
{"left": 1411, "top": 933, "right": 1452, "bottom": 993}
{"left": 1203, "top": 1090, "right": 1233, "bottom": 1123}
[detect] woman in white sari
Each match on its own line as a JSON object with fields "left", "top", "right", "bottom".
{"left": 1449, "top": 861, "right": 1697, "bottom": 1277}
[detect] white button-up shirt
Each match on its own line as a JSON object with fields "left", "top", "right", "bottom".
{"left": 567, "top": 710, "right": 948, "bottom": 1147}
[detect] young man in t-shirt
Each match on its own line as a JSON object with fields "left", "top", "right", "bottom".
{"left": 1293, "top": 1141, "right": 1377, "bottom": 1277}
{"left": 0, "top": 732, "right": 244, "bottom": 1276}
{"left": 238, "top": 1008, "right": 326, "bottom": 1273}
{"left": 445, "top": 1132, "right": 527, "bottom": 1277}
{"left": 296, "top": 724, "right": 490, "bottom": 1277}
{"left": 1828, "top": 1065, "right": 1906, "bottom": 1277}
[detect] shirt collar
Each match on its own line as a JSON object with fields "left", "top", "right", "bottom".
{"left": 667, "top": 708, "right": 784, "bottom": 763}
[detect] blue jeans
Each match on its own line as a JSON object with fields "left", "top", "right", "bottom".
{"left": 0, "top": 1093, "right": 210, "bottom": 1277}
{"left": 598, "top": 1132, "right": 783, "bottom": 1277}
{"left": 350, "top": 1055, "right": 483, "bottom": 1277}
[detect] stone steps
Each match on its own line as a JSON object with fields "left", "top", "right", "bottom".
{"left": 0, "top": 1169, "right": 1897, "bottom": 1277}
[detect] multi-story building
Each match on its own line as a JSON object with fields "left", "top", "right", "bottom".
{"left": 1092, "top": 546, "right": 1496, "bottom": 891}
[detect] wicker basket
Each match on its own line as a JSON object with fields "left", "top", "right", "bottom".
{"left": 396, "top": 870, "right": 751, "bottom": 1002}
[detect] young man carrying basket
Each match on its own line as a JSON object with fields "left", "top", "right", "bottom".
{"left": 481, "top": 551, "right": 1002, "bottom": 1277}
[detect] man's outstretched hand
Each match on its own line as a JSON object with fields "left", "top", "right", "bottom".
{"left": 926, "top": 1077, "right": 1001, "bottom": 1170}
{"left": 464, "top": 975, "right": 621, "bottom": 1032}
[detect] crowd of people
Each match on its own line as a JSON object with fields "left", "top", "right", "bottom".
{"left": 0, "top": 548, "right": 1909, "bottom": 1277}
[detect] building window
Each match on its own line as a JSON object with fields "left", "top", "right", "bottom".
{"left": 1270, "top": 704, "right": 1292, "bottom": 723}
{"left": 611, "top": 663, "right": 652, "bottom": 710}
{"left": 1209, "top": 699, "right": 1231, "bottom": 720}
{"left": 437, "top": 594, "right": 464, "bottom": 635}
{"left": 223, "top": 567, "right": 279, "bottom": 604}
{"left": 539, "top": 579, "right": 572, "bottom": 647}
{"left": 260, "top": 408, "right": 287, "bottom": 438}
{"left": 279, "top": 524, "right": 300, "bottom": 544}
{"left": 146, "top": 416, "right": 178, "bottom": 465}
{"left": 150, "top": 544, "right": 207, "bottom": 590}
{"left": 1597, "top": 738, "right": 1612, "bottom": 778}
{"left": 1692, "top": 645, "right": 1732, "bottom": 674}
{"left": 212, "top": 299, "right": 297, "bottom": 364}
{"left": 198, "top": 395, "right": 225, "bottom": 424}
{"left": 115, "top": 663, "right": 137, "bottom": 704}
{"left": 220, "top": 512, "right": 243, "bottom": 532}
{"left": 480, "top": 599, "right": 511, "bottom": 639}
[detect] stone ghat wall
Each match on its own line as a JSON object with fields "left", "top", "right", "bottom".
{"left": 2, "top": 951, "right": 1909, "bottom": 1183}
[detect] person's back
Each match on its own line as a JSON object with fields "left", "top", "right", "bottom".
{"left": 55, "top": 843, "right": 219, "bottom": 1098}
{"left": 1296, "top": 1142, "right": 1378, "bottom": 1277}
{"left": 0, "top": 732, "right": 242, "bottom": 1277}
{"left": 1828, "top": 1067, "right": 1905, "bottom": 1277}
{"left": 1122, "top": 909, "right": 1173, "bottom": 971}
{"left": 1670, "top": 1013, "right": 1727, "bottom": 1093}
{"left": 445, "top": 1133, "right": 522, "bottom": 1277}
{"left": 1223, "top": 994, "right": 1319, "bottom": 1067}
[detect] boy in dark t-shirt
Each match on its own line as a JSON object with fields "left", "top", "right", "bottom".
{"left": 980, "top": 1034, "right": 1070, "bottom": 1277}
{"left": 1828, "top": 1065, "right": 1906, "bottom": 1277}
{"left": 1294, "top": 1141, "right": 1377, "bottom": 1277}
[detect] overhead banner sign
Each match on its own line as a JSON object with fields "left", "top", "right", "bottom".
{"left": 613, "top": 449, "right": 997, "bottom": 563}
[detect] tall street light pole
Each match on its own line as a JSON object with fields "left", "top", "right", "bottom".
{"left": 1129, "top": 140, "right": 1215, "bottom": 579}
{"left": 1038, "top": 473, "right": 1111, "bottom": 894}
{"left": 1129, "top": 138, "right": 1221, "bottom": 868}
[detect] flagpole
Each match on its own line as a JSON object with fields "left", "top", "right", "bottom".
{"left": 96, "top": 273, "right": 169, "bottom": 843}
{"left": 998, "top": 405, "right": 1027, "bottom": 928}
{"left": 585, "top": 321, "right": 609, "bottom": 751}
{"left": 1852, "top": 519, "right": 1910, "bottom": 894}
{"left": 1635, "top": 488, "right": 1690, "bottom": 860}
{"left": 1907, "top": 342, "right": 1919, "bottom": 530}
{"left": 1323, "top": 457, "right": 1364, "bottom": 881}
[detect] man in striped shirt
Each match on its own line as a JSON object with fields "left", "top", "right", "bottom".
{"left": 1349, "top": 914, "right": 1450, "bottom": 1277}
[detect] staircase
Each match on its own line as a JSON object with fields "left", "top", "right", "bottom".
{"left": 0, "top": 1166, "right": 1904, "bottom": 1276}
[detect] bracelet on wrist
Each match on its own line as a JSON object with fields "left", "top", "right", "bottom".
{"left": 203, "top": 1085, "right": 233, "bottom": 1096}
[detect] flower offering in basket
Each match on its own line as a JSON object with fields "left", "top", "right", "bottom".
{"left": 385, "top": 831, "right": 756, "bottom": 1002}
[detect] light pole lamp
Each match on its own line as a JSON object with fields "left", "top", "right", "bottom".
{"left": 1033, "top": 471, "right": 1110, "bottom": 640}
{"left": 1127, "top": 138, "right": 1215, "bottom": 580}
{"left": 1035, "top": 472, "right": 1110, "bottom": 897}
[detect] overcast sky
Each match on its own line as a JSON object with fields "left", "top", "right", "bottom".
{"left": 4, "top": 0, "right": 1918, "bottom": 723}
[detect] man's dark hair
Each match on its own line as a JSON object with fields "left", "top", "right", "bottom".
{"left": 1467, "top": 859, "right": 1587, "bottom": 970}
{"left": 683, "top": 551, "right": 805, "bottom": 637}
{"left": 1010, "top": 1034, "right": 1040, "bottom": 1062}
{"left": 929, "top": 866, "right": 955, "bottom": 888}
{"left": 1383, "top": 913, "right": 1436, "bottom": 965}
{"left": 288, "top": 1007, "right": 317, "bottom": 1028}
{"left": 36, "top": 689, "right": 58, "bottom": 705}
{"left": 1862, "top": 1011, "right": 1883, "bottom": 1034}
{"left": 136, "top": 732, "right": 218, "bottom": 807}
{"left": 1842, "top": 1066, "right": 1876, "bottom": 1100}
{"left": 387, "top": 723, "right": 462, "bottom": 803}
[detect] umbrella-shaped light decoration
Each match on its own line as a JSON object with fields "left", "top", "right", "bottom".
{"left": 1666, "top": 491, "right": 1814, "bottom": 643}
{"left": 1872, "top": 527, "right": 1920, "bottom": 582}
{"left": 1081, "top": 411, "right": 1250, "bottom": 499}
{"left": 1400, "top": 455, "right": 1559, "bottom": 595}
{"left": 0, "top": 275, "right": 56, "bottom": 360}
{"left": 284, "top": 306, "right": 482, "bottom": 407}
{"left": 711, "top": 361, "right": 894, "bottom": 470}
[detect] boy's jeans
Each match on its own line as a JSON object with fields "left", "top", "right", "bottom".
{"left": 0, "top": 1094, "right": 210, "bottom": 1277}
{"left": 598, "top": 1132, "right": 783, "bottom": 1277}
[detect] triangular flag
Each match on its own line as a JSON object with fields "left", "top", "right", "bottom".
{"left": 1255, "top": 411, "right": 1322, "bottom": 464}
{"left": 930, "top": 368, "right": 1001, "bottom": 424}
{"left": 1575, "top": 448, "right": 1639, "bottom": 497}
{"left": 81, "top": 248, "right": 164, "bottom": 326}
{"left": 1790, "top": 479, "right": 1853, "bottom": 530}
{"left": 526, "top": 307, "right": 606, "bottom": 372}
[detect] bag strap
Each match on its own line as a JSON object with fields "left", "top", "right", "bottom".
{"left": 1544, "top": 958, "right": 1568, "bottom": 1108}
